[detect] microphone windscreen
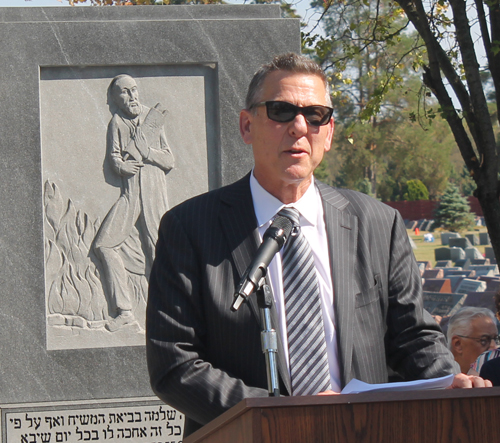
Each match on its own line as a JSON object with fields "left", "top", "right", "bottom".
{"left": 269, "top": 215, "right": 293, "bottom": 240}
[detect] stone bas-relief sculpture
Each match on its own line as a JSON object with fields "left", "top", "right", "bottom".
{"left": 44, "top": 75, "right": 174, "bottom": 347}
{"left": 95, "top": 75, "right": 174, "bottom": 332}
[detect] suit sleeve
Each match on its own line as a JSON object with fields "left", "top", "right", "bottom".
{"left": 146, "top": 209, "right": 267, "bottom": 427}
{"left": 479, "top": 358, "right": 500, "bottom": 386}
{"left": 384, "top": 211, "right": 459, "bottom": 379}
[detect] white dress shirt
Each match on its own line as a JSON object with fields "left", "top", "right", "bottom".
{"left": 249, "top": 172, "right": 341, "bottom": 392}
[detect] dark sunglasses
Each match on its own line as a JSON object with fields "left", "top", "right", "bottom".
{"left": 250, "top": 101, "right": 333, "bottom": 127}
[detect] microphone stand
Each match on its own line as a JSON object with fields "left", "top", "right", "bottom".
{"left": 231, "top": 215, "right": 293, "bottom": 397}
{"left": 256, "top": 283, "right": 280, "bottom": 397}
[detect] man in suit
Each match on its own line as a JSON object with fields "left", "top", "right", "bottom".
{"left": 146, "top": 53, "right": 490, "bottom": 437}
{"left": 480, "top": 356, "right": 500, "bottom": 385}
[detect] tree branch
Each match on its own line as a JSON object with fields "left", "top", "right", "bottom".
{"left": 395, "top": 0, "right": 480, "bottom": 178}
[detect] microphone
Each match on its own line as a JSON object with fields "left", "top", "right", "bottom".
{"left": 231, "top": 215, "right": 294, "bottom": 311}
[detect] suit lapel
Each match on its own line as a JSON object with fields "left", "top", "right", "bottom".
{"left": 317, "top": 182, "right": 359, "bottom": 387}
{"left": 219, "top": 174, "right": 292, "bottom": 395}
{"left": 219, "top": 174, "right": 261, "bottom": 319}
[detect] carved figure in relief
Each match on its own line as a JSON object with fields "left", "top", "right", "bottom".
{"left": 94, "top": 75, "right": 174, "bottom": 331}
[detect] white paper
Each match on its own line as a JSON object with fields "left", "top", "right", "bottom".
{"left": 341, "top": 374, "right": 455, "bottom": 394}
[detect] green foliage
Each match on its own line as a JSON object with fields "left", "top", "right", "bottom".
{"left": 65, "top": 0, "right": 223, "bottom": 4}
{"left": 355, "top": 177, "right": 375, "bottom": 197}
{"left": 66, "top": 0, "right": 164, "bottom": 4}
{"left": 64, "top": 0, "right": 299, "bottom": 7}
{"left": 403, "top": 179, "right": 429, "bottom": 201}
{"left": 433, "top": 184, "right": 475, "bottom": 233}
{"left": 313, "top": 159, "right": 332, "bottom": 185}
{"left": 303, "top": 1, "right": 457, "bottom": 200}
{"left": 305, "top": 1, "right": 421, "bottom": 124}
{"left": 321, "top": 91, "right": 455, "bottom": 201}
{"left": 449, "top": 164, "right": 477, "bottom": 197}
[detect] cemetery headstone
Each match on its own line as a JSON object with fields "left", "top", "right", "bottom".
{"left": 0, "top": 5, "right": 299, "bottom": 440}
{"left": 447, "top": 276, "right": 465, "bottom": 292}
{"left": 469, "top": 265, "right": 499, "bottom": 276}
{"left": 422, "top": 279, "right": 452, "bottom": 293}
{"left": 417, "top": 261, "right": 433, "bottom": 271}
{"left": 465, "top": 234, "right": 480, "bottom": 246}
{"left": 479, "top": 232, "right": 491, "bottom": 245}
{"left": 485, "top": 247, "right": 496, "bottom": 261}
{"left": 435, "top": 260, "right": 453, "bottom": 268}
{"left": 423, "top": 269, "right": 444, "bottom": 279}
{"left": 423, "top": 292, "right": 467, "bottom": 317}
{"left": 449, "top": 237, "right": 472, "bottom": 249}
{"left": 441, "top": 232, "right": 461, "bottom": 245}
{"left": 424, "top": 220, "right": 435, "bottom": 231}
{"left": 454, "top": 258, "right": 471, "bottom": 269}
{"left": 456, "top": 279, "right": 487, "bottom": 294}
{"left": 465, "top": 246, "right": 484, "bottom": 260}
{"left": 462, "top": 292, "right": 497, "bottom": 311}
{"left": 450, "top": 247, "right": 466, "bottom": 262}
{"left": 478, "top": 277, "right": 500, "bottom": 292}
{"left": 443, "top": 269, "right": 475, "bottom": 278}
{"left": 471, "top": 259, "right": 490, "bottom": 265}
{"left": 435, "top": 248, "right": 452, "bottom": 261}
{"left": 406, "top": 220, "right": 417, "bottom": 230}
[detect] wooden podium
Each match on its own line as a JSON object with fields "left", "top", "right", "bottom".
{"left": 184, "top": 387, "right": 500, "bottom": 442}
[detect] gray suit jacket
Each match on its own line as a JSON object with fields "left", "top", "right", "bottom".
{"left": 146, "top": 173, "right": 458, "bottom": 435}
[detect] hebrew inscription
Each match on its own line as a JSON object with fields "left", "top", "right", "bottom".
{"left": 7, "top": 404, "right": 184, "bottom": 443}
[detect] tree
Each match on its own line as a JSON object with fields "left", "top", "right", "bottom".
{"left": 61, "top": 0, "right": 301, "bottom": 11}
{"left": 393, "top": 1, "right": 500, "bottom": 251}
{"left": 404, "top": 179, "right": 429, "bottom": 201}
{"left": 307, "top": 1, "right": 457, "bottom": 200}
{"left": 63, "top": 0, "right": 216, "bottom": 4}
{"left": 307, "top": 0, "right": 500, "bottom": 263}
{"left": 308, "top": 2, "right": 419, "bottom": 197}
{"left": 433, "top": 183, "right": 475, "bottom": 232}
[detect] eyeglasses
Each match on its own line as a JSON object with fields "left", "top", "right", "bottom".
{"left": 250, "top": 101, "right": 333, "bottom": 127}
{"left": 457, "top": 334, "right": 500, "bottom": 348}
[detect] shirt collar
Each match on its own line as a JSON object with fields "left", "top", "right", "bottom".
{"left": 249, "top": 170, "right": 320, "bottom": 228}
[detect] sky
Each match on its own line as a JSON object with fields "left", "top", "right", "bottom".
{"left": 2, "top": 0, "right": 67, "bottom": 5}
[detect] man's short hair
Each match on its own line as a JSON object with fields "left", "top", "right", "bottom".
{"left": 245, "top": 53, "right": 331, "bottom": 109}
{"left": 446, "top": 306, "right": 496, "bottom": 349}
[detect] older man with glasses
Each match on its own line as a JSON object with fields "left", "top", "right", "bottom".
{"left": 447, "top": 307, "right": 499, "bottom": 373}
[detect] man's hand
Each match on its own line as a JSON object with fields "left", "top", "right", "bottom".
{"left": 120, "top": 160, "right": 144, "bottom": 176}
{"left": 447, "top": 373, "right": 492, "bottom": 389}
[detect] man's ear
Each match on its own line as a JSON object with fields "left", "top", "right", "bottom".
{"left": 239, "top": 109, "right": 253, "bottom": 145}
{"left": 451, "top": 336, "right": 463, "bottom": 355}
{"left": 322, "top": 116, "right": 334, "bottom": 154}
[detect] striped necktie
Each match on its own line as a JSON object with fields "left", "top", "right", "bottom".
{"left": 278, "top": 207, "right": 331, "bottom": 396}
